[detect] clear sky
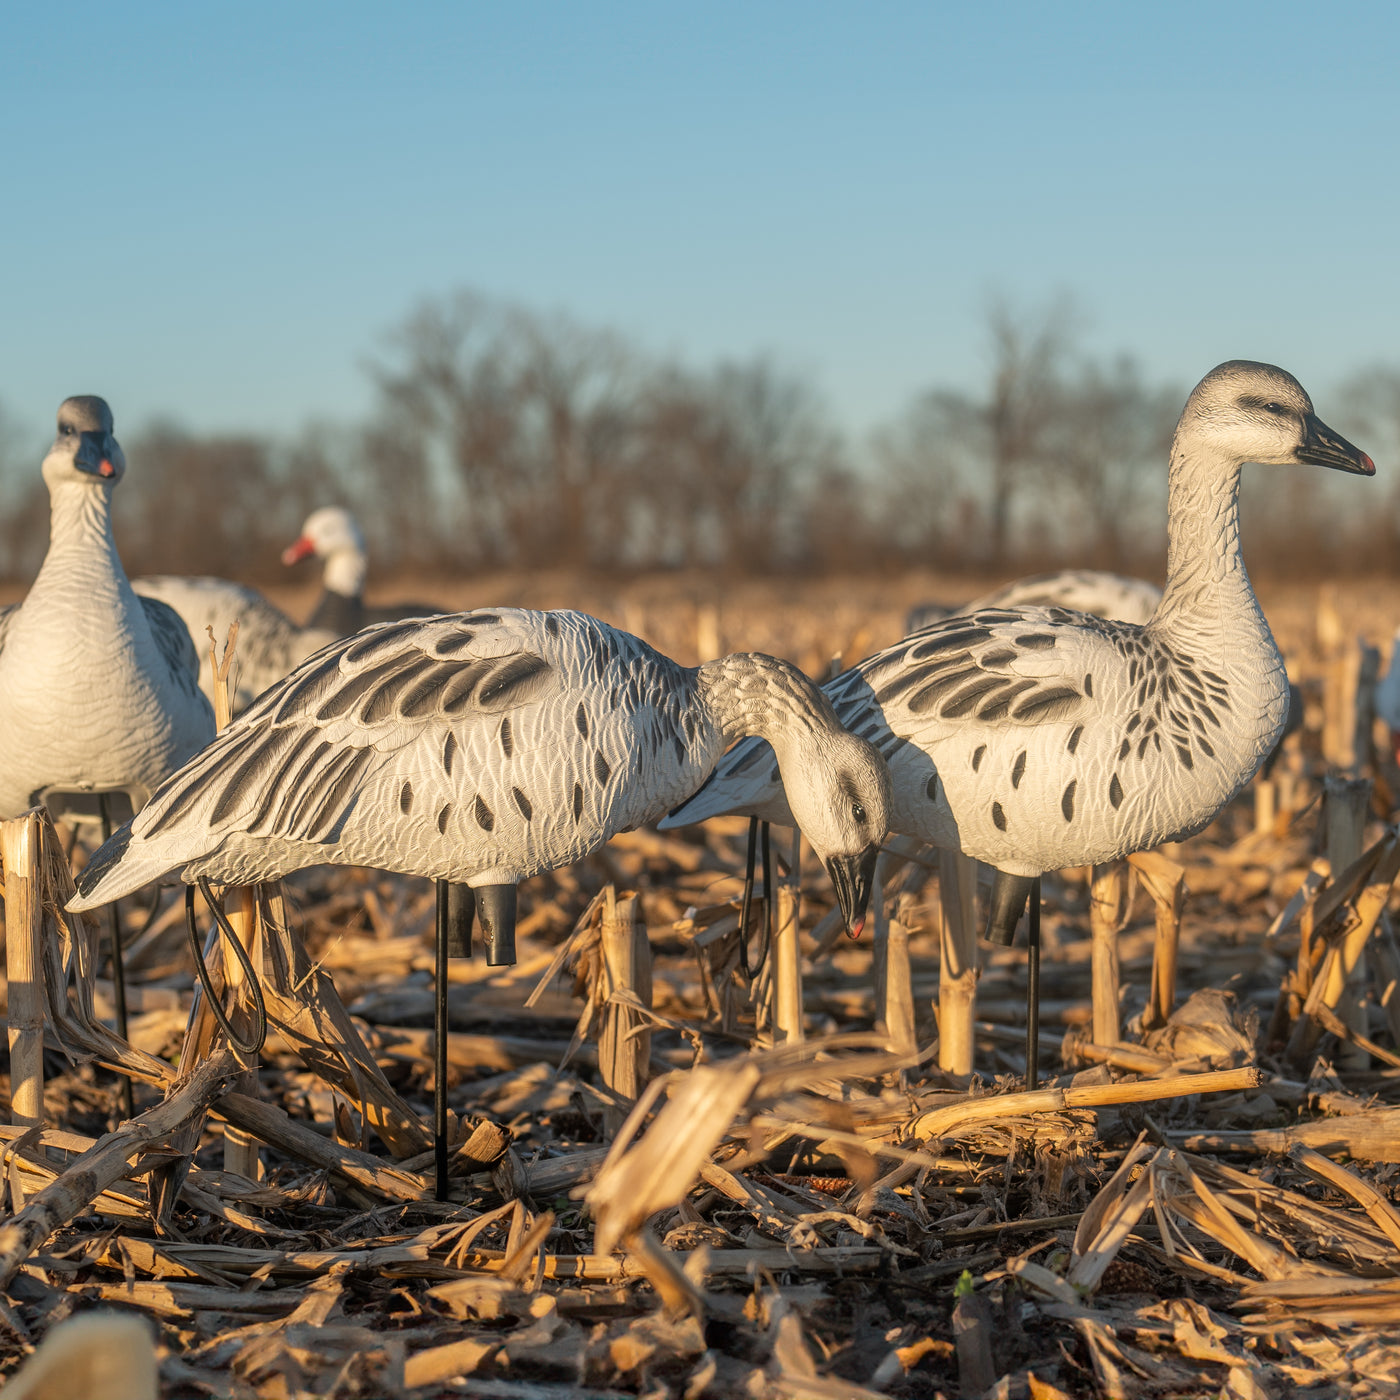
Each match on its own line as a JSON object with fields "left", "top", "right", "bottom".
{"left": 2, "top": 2, "right": 1398, "bottom": 444}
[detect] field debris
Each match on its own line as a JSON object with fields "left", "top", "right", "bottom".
{"left": 1, "top": 584, "right": 1400, "bottom": 1396}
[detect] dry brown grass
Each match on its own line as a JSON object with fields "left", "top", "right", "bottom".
{"left": 1, "top": 578, "right": 1400, "bottom": 1397}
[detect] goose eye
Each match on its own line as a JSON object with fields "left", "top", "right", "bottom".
{"left": 1263, "top": 402, "right": 1285, "bottom": 415}
{"left": 852, "top": 801, "right": 866, "bottom": 824}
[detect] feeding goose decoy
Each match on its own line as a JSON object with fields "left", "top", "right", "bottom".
{"left": 0, "top": 397, "right": 216, "bottom": 1107}
{"left": 70, "top": 607, "right": 893, "bottom": 1196}
{"left": 132, "top": 575, "right": 339, "bottom": 714}
{"left": 665, "top": 361, "right": 1374, "bottom": 1084}
{"left": 283, "top": 506, "right": 441, "bottom": 632}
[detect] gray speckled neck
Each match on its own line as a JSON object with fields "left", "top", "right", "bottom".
{"left": 697, "top": 653, "right": 835, "bottom": 751}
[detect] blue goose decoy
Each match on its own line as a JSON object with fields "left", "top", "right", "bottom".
{"left": 665, "top": 361, "right": 1374, "bottom": 1083}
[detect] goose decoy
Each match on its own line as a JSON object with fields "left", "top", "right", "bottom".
{"left": 132, "top": 575, "right": 339, "bottom": 714}
{"left": 665, "top": 361, "right": 1374, "bottom": 1084}
{"left": 70, "top": 607, "right": 893, "bottom": 1196}
{"left": 282, "top": 506, "right": 440, "bottom": 631}
{"left": 0, "top": 397, "right": 216, "bottom": 1108}
{"left": 905, "top": 570, "right": 1165, "bottom": 636}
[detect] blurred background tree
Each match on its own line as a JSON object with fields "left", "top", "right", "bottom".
{"left": 0, "top": 291, "right": 1390, "bottom": 584}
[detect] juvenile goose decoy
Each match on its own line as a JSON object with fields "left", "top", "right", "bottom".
{"left": 70, "top": 607, "right": 893, "bottom": 1195}
{"left": 666, "top": 361, "right": 1374, "bottom": 1082}
{"left": 0, "top": 397, "right": 215, "bottom": 1102}
{"left": 282, "top": 506, "right": 440, "bottom": 631}
{"left": 132, "top": 574, "right": 338, "bottom": 714}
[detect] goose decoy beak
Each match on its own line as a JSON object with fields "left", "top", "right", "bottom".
{"left": 827, "top": 846, "right": 879, "bottom": 938}
{"left": 74, "top": 430, "right": 118, "bottom": 478}
{"left": 1297, "top": 416, "right": 1374, "bottom": 476}
{"left": 281, "top": 535, "right": 317, "bottom": 566}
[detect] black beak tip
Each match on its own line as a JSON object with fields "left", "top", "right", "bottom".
{"left": 827, "top": 848, "right": 879, "bottom": 941}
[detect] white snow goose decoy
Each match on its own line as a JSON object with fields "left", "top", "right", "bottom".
{"left": 665, "top": 361, "right": 1374, "bottom": 1082}
{"left": 0, "top": 397, "right": 215, "bottom": 1095}
{"left": 282, "top": 506, "right": 440, "bottom": 632}
{"left": 71, "top": 607, "right": 893, "bottom": 1195}
{"left": 132, "top": 574, "right": 339, "bottom": 715}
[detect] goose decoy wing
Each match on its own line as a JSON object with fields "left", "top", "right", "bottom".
{"left": 666, "top": 606, "right": 1111, "bottom": 829}
{"left": 136, "top": 595, "right": 205, "bottom": 699}
{"left": 848, "top": 607, "right": 1106, "bottom": 745}
{"left": 130, "top": 612, "right": 568, "bottom": 852}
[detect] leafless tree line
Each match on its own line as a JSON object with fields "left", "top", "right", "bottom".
{"left": 0, "top": 293, "right": 1397, "bottom": 582}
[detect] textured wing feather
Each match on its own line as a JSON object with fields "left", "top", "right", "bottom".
{"left": 665, "top": 606, "right": 1114, "bottom": 827}
{"left": 70, "top": 608, "right": 714, "bottom": 906}
{"left": 137, "top": 595, "right": 204, "bottom": 699}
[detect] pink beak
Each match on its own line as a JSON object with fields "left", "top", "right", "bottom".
{"left": 281, "top": 535, "right": 316, "bottom": 567}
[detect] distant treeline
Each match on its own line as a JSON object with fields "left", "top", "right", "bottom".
{"left": 2, "top": 292, "right": 1398, "bottom": 582}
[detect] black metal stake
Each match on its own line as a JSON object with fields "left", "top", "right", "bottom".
{"left": 1025, "top": 876, "right": 1042, "bottom": 1091}
{"left": 435, "top": 880, "right": 451, "bottom": 1202}
{"left": 737, "top": 817, "right": 759, "bottom": 979}
{"left": 99, "top": 795, "right": 134, "bottom": 1119}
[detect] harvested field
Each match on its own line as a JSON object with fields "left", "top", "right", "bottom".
{"left": 4, "top": 573, "right": 1400, "bottom": 1398}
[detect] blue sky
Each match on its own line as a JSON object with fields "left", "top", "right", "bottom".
{"left": 2, "top": 2, "right": 1397, "bottom": 444}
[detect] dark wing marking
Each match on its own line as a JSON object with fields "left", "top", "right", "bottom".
{"left": 138, "top": 613, "right": 562, "bottom": 842}
{"left": 138, "top": 596, "right": 203, "bottom": 695}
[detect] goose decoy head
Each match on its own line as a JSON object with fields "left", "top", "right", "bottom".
{"left": 1186, "top": 361, "right": 1374, "bottom": 477}
{"left": 784, "top": 730, "right": 892, "bottom": 938}
{"left": 281, "top": 506, "right": 366, "bottom": 567}
{"left": 44, "top": 395, "right": 125, "bottom": 486}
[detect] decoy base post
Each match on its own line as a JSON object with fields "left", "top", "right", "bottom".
{"left": 433, "top": 880, "right": 477, "bottom": 1201}
{"left": 99, "top": 796, "right": 134, "bottom": 1120}
{"left": 1026, "top": 877, "right": 1042, "bottom": 1091}
{"left": 477, "top": 884, "right": 518, "bottom": 968}
{"left": 983, "top": 869, "right": 1042, "bottom": 1090}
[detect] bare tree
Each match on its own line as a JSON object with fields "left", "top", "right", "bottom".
{"left": 367, "top": 292, "right": 639, "bottom": 571}
{"left": 982, "top": 298, "right": 1074, "bottom": 567}
{"left": 1042, "top": 356, "right": 1178, "bottom": 569}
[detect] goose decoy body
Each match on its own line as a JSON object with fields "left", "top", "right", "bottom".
{"left": 665, "top": 361, "right": 1374, "bottom": 1078}
{"left": 70, "top": 607, "right": 893, "bottom": 1194}
{"left": 0, "top": 397, "right": 216, "bottom": 1110}
{"left": 132, "top": 575, "right": 339, "bottom": 715}
{"left": 0, "top": 398, "right": 215, "bottom": 821}
{"left": 905, "top": 570, "right": 1165, "bottom": 636}
{"left": 282, "top": 506, "right": 440, "bottom": 632}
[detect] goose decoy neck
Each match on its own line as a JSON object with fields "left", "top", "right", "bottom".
{"left": 1155, "top": 434, "right": 1251, "bottom": 617}
{"left": 696, "top": 652, "right": 839, "bottom": 749}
